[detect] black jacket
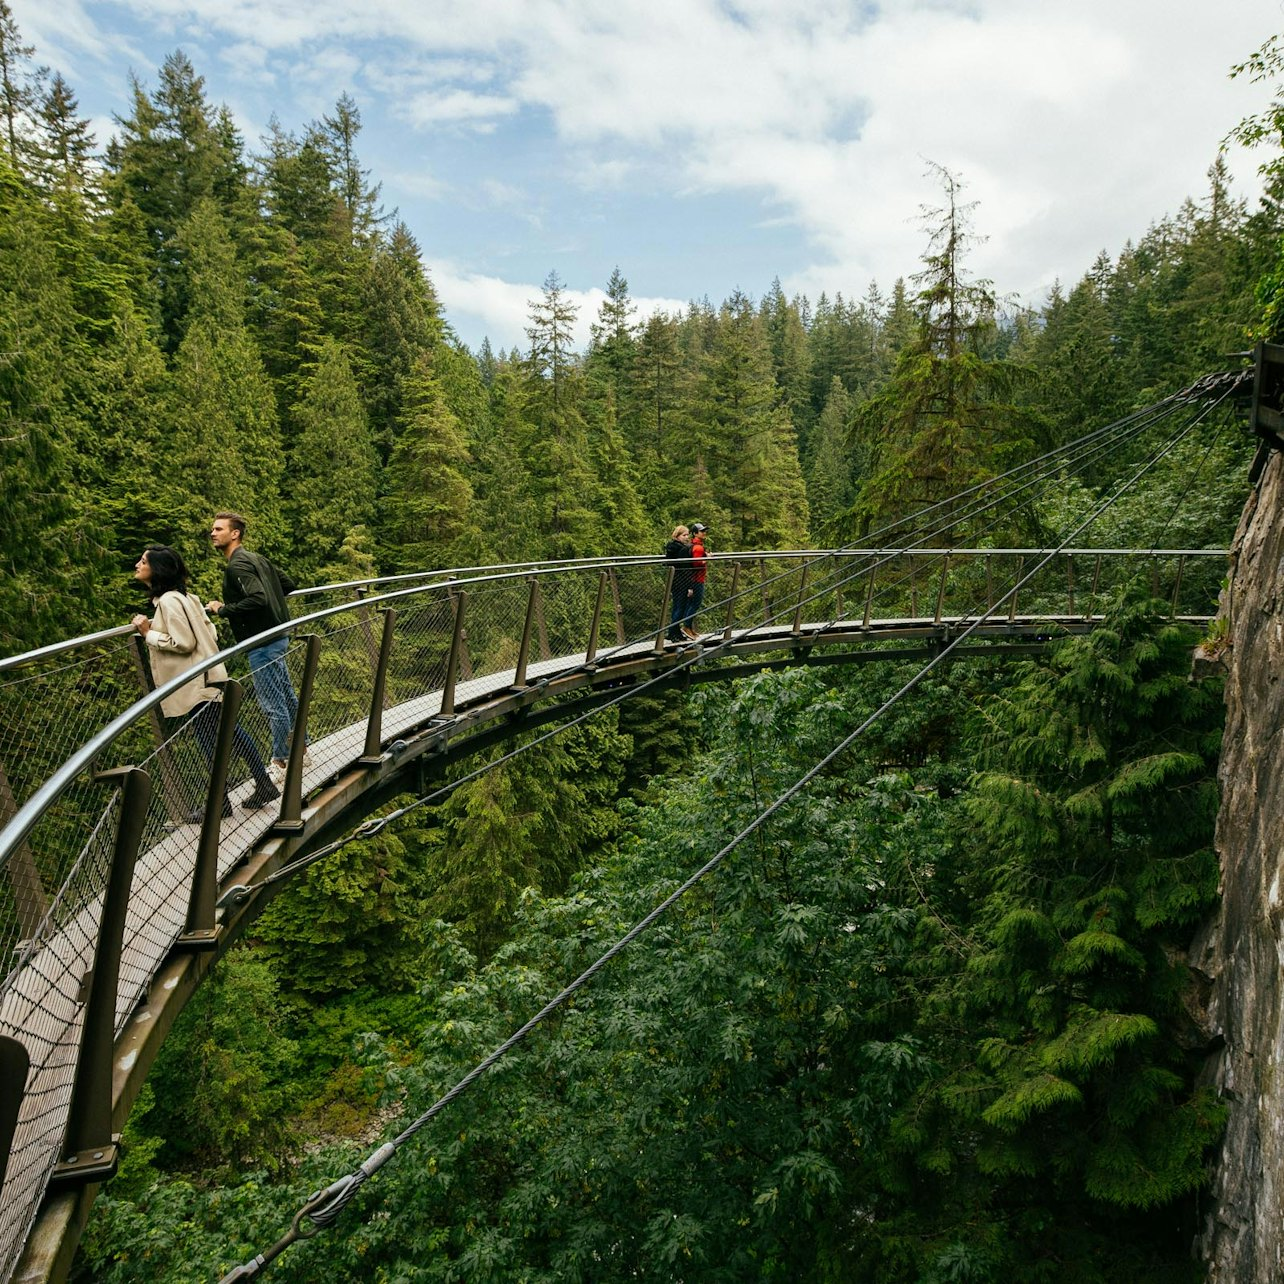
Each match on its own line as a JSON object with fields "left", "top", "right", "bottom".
{"left": 665, "top": 538, "right": 693, "bottom": 593}
{"left": 217, "top": 547, "right": 297, "bottom": 644}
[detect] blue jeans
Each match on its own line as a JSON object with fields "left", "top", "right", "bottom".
{"left": 247, "top": 636, "right": 300, "bottom": 761}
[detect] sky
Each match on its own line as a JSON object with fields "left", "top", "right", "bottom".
{"left": 11, "top": 0, "right": 1284, "bottom": 354}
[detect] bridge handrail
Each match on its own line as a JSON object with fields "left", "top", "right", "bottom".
{"left": 0, "top": 548, "right": 1228, "bottom": 674}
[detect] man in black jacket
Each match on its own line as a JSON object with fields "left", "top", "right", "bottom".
{"left": 204, "top": 511, "right": 302, "bottom": 778}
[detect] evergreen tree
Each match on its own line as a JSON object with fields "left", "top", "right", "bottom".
{"left": 0, "top": 0, "right": 42, "bottom": 173}
{"left": 696, "top": 290, "right": 809, "bottom": 547}
{"left": 0, "top": 153, "right": 103, "bottom": 646}
{"left": 359, "top": 220, "right": 444, "bottom": 459}
{"left": 31, "top": 72, "right": 96, "bottom": 208}
{"left": 761, "top": 277, "right": 814, "bottom": 450}
{"left": 321, "top": 92, "right": 382, "bottom": 244}
{"left": 851, "top": 164, "right": 1027, "bottom": 537}
{"left": 105, "top": 52, "right": 250, "bottom": 347}
{"left": 381, "top": 350, "right": 474, "bottom": 573}
{"left": 806, "top": 375, "right": 858, "bottom": 539}
{"left": 286, "top": 337, "right": 379, "bottom": 578}
{"left": 466, "top": 358, "right": 541, "bottom": 564}
{"left": 418, "top": 713, "right": 632, "bottom": 960}
{"left": 161, "top": 198, "right": 284, "bottom": 549}
{"left": 518, "top": 272, "right": 600, "bottom": 557}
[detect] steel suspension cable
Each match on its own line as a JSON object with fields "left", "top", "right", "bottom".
{"left": 227, "top": 389, "right": 1218, "bottom": 902}
{"left": 217, "top": 387, "right": 1224, "bottom": 1281}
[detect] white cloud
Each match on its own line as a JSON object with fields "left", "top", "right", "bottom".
{"left": 402, "top": 89, "right": 517, "bottom": 129}
{"left": 429, "top": 261, "right": 688, "bottom": 352}
{"left": 11, "top": 0, "right": 1280, "bottom": 339}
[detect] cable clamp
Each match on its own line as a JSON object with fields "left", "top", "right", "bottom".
{"left": 217, "top": 884, "right": 253, "bottom": 910}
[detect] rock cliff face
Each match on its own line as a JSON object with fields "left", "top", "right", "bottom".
{"left": 1196, "top": 448, "right": 1284, "bottom": 1282}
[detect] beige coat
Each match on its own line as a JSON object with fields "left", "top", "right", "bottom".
{"left": 144, "top": 591, "right": 228, "bottom": 717}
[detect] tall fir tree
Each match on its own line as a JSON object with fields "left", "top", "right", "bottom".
{"left": 381, "top": 350, "right": 474, "bottom": 573}
{"left": 161, "top": 198, "right": 284, "bottom": 553}
{"left": 286, "top": 337, "right": 379, "bottom": 578}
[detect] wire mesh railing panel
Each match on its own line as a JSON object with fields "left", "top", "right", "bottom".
{"left": 112, "top": 727, "right": 213, "bottom": 1030}
{"left": 384, "top": 595, "right": 459, "bottom": 718}
{"left": 534, "top": 569, "right": 600, "bottom": 661}
{"left": 0, "top": 796, "right": 117, "bottom": 1284}
{"left": 456, "top": 579, "right": 536, "bottom": 679}
{"left": 297, "top": 623, "right": 378, "bottom": 778}
{"left": 609, "top": 563, "right": 670, "bottom": 643}
{"left": 0, "top": 638, "right": 148, "bottom": 816}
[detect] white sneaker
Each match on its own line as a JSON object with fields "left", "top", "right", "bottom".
{"left": 269, "top": 759, "right": 287, "bottom": 786}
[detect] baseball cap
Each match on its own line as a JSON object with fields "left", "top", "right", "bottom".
{"left": 691, "top": 522, "right": 708, "bottom": 533}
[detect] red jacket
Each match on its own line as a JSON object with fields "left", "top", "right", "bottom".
{"left": 691, "top": 535, "right": 707, "bottom": 583}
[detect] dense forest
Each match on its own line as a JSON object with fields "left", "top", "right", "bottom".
{"left": 5, "top": 4, "right": 1284, "bottom": 1280}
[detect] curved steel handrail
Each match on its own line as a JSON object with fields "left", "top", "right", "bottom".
{"left": 0, "top": 548, "right": 1228, "bottom": 674}
{"left": 0, "top": 546, "right": 1228, "bottom": 868}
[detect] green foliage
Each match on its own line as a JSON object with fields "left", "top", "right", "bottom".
{"left": 141, "top": 949, "right": 301, "bottom": 1173}
{"left": 285, "top": 335, "right": 378, "bottom": 578}
{"left": 256, "top": 803, "right": 432, "bottom": 996}
{"left": 380, "top": 348, "right": 474, "bottom": 572}
{"left": 0, "top": 10, "right": 1270, "bottom": 1279}
{"left": 414, "top": 711, "right": 634, "bottom": 958}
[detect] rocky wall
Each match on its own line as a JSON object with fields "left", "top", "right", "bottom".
{"left": 1195, "top": 447, "right": 1284, "bottom": 1282}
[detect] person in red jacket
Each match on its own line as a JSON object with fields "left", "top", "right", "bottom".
{"left": 683, "top": 523, "right": 709, "bottom": 638}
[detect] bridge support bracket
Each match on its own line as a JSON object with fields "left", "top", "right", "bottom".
{"left": 50, "top": 1137, "right": 120, "bottom": 1186}
{"left": 174, "top": 925, "right": 222, "bottom": 952}
{"left": 271, "top": 819, "right": 308, "bottom": 837}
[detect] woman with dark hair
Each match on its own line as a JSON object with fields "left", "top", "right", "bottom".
{"left": 132, "top": 546, "right": 280, "bottom": 816}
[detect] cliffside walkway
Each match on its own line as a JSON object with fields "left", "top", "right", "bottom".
{"left": 0, "top": 545, "right": 1226, "bottom": 1281}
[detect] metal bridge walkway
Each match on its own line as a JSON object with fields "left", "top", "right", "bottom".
{"left": 0, "top": 547, "right": 1223, "bottom": 1283}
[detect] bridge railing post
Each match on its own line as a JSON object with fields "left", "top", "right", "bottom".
{"left": 585, "top": 572, "right": 607, "bottom": 665}
{"left": 791, "top": 564, "right": 810, "bottom": 636}
{"left": 721, "top": 561, "right": 741, "bottom": 641}
{"left": 1008, "top": 557, "right": 1022, "bottom": 622}
{"left": 360, "top": 608, "right": 396, "bottom": 765}
{"left": 758, "top": 558, "right": 771, "bottom": 628}
{"left": 1170, "top": 555, "right": 1186, "bottom": 616}
{"left": 126, "top": 634, "right": 187, "bottom": 826}
{"left": 934, "top": 553, "right": 950, "bottom": 626}
{"left": 274, "top": 636, "right": 320, "bottom": 835}
{"left": 1066, "top": 553, "right": 1075, "bottom": 615}
{"left": 513, "top": 578, "right": 538, "bottom": 688}
{"left": 607, "top": 568, "right": 626, "bottom": 645}
{"left": 862, "top": 561, "right": 877, "bottom": 628}
{"left": 440, "top": 594, "right": 469, "bottom": 715}
{"left": 50, "top": 765, "right": 152, "bottom": 1186}
{"left": 1087, "top": 554, "right": 1103, "bottom": 619}
{"left": 656, "top": 567, "right": 673, "bottom": 653}
{"left": 178, "top": 680, "right": 244, "bottom": 947}
{"left": 532, "top": 581, "right": 551, "bottom": 664}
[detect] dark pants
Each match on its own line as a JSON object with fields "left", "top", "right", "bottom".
{"left": 669, "top": 584, "right": 691, "bottom": 640}
{"left": 684, "top": 581, "right": 706, "bottom": 630}
{"left": 181, "top": 700, "right": 274, "bottom": 791}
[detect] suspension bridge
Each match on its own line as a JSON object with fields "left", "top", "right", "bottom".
{"left": 0, "top": 360, "right": 1264, "bottom": 1283}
